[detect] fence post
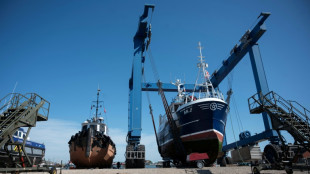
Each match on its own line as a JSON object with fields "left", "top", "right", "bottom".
{"left": 60, "top": 160, "right": 62, "bottom": 174}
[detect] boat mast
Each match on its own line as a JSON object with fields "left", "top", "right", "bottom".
{"left": 197, "top": 42, "right": 215, "bottom": 98}
{"left": 198, "top": 42, "right": 207, "bottom": 85}
{"left": 95, "top": 87, "right": 100, "bottom": 120}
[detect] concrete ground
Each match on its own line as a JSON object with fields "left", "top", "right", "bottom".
{"left": 28, "top": 166, "right": 309, "bottom": 174}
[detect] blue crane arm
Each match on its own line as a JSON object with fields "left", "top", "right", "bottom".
{"left": 142, "top": 13, "right": 270, "bottom": 93}
{"left": 141, "top": 5, "right": 155, "bottom": 21}
{"left": 133, "top": 5, "right": 155, "bottom": 53}
{"left": 210, "top": 12, "right": 270, "bottom": 89}
{"left": 142, "top": 82, "right": 196, "bottom": 92}
{"left": 128, "top": 5, "right": 154, "bottom": 145}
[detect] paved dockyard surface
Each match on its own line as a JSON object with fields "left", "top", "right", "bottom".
{"left": 28, "top": 166, "right": 309, "bottom": 174}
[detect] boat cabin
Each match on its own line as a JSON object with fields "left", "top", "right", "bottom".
{"left": 13, "top": 128, "right": 30, "bottom": 140}
{"left": 81, "top": 117, "right": 107, "bottom": 135}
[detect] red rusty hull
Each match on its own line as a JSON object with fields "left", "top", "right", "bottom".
{"left": 69, "top": 141, "right": 115, "bottom": 168}
{"left": 68, "top": 128, "right": 116, "bottom": 168}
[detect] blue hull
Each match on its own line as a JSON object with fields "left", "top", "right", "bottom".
{"left": 158, "top": 98, "right": 228, "bottom": 165}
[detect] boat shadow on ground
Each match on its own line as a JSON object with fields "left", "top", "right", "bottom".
{"left": 192, "top": 169, "right": 212, "bottom": 174}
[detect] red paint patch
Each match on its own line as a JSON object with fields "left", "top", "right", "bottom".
{"left": 187, "top": 152, "right": 209, "bottom": 161}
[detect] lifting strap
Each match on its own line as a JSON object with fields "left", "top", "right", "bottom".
{"left": 145, "top": 29, "right": 186, "bottom": 161}
{"left": 157, "top": 81, "right": 187, "bottom": 161}
{"left": 148, "top": 104, "right": 161, "bottom": 154}
{"left": 143, "top": 74, "right": 161, "bottom": 154}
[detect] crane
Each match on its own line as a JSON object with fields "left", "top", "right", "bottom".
{"left": 142, "top": 12, "right": 279, "bottom": 164}
{"left": 142, "top": 13, "right": 279, "bottom": 150}
{"left": 128, "top": 5, "right": 309, "bottom": 171}
{"left": 126, "top": 4, "right": 154, "bottom": 168}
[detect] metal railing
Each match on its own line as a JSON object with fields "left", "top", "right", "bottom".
{"left": 248, "top": 91, "right": 310, "bottom": 143}
{"left": 0, "top": 93, "right": 28, "bottom": 115}
{"left": 25, "top": 93, "right": 50, "bottom": 119}
{"left": 264, "top": 92, "right": 309, "bottom": 127}
{"left": 0, "top": 93, "right": 50, "bottom": 119}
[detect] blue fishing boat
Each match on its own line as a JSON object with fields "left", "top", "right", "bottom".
{"left": 158, "top": 42, "right": 229, "bottom": 166}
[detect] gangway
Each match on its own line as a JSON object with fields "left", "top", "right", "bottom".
{"left": 0, "top": 93, "right": 49, "bottom": 146}
{"left": 248, "top": 91, "right": 310, "bottom": 174}
{"left": 0, "top": 93, "right": 55, "bottom": 173}
{"left": 249, "top": 91, "right": 310, "bottom": 148}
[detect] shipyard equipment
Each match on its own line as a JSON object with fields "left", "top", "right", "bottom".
{"left": 249, "top": 92, "right": 310, "bottom": 173}
{"left": 0, "top": 93, "right": 55, "bottom": 173}
{"left": 209, "top": 12, "right": 280, "bottom": 153}
{"left": 128, "top": 6, "right": 309, "bottom": 171}
{"left": 127, "top": 5, "right": 209, "bottom": 168}
{"left": 142, "top": 12, "right": 278, "bottom": 165}
{"left": 203, "top": 12, "right": 310, "bottom": 173}
{"left": 126, "top": 4, "right": 154, "bottom": 168}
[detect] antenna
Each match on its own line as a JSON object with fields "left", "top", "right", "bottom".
{"left": 95, "top": 86, "right": 100, "bottom": 119}
{"left": 12, "top": 82, "right": 18, "bottom": 93}
{"left": 6, "top": 82, "right": 18, "bottom": 110}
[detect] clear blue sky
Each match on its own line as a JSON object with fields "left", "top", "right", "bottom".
{"left": 1, "top": 0, "right": 309, "bottom": 163}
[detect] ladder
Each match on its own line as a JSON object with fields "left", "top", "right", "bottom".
{"left": 0, "top": 93, "right": 50, "bottom": 166}
{"left": 157, "top": 81, "right": 187, "bottom": 163}
{"left": 248, "top": 91, "right": 310, "bottom": 148}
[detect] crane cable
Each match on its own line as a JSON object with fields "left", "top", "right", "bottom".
{"left": 143, "top": 13, "right": 162, "bottom": 153}
{"left": 143, "top": 74, "right": 161, "bottom": 153}
{"left": 147, "top": 43, "right": 187, "bottom": 160}
{"left": 232, "top": 91, "right": 244, "bottom": 132}
{"left": 227, "top": 72, "right": 245, "bottom": 163}
{"left": 145, "top": 7, "right": 159, "bottom": 82}
{"left": 147, "top": 48, "right": 160, "bottom": 82}
{"left": 228, "top": 71, "right": 244, "bottom": 133}
{"left": 228, "top": 111, "right": 245, "bottom": 163}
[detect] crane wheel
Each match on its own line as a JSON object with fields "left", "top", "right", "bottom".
{"left": 252, "top": 166, "right": 260, "bottom": 174}
{"left": 125, "top": 159, "right": 134, "bottom": 168}
{"left": 225, "top": 156, "right": 232, "bottom": 165}
{"left": 285, "top": 166, "right": 293, "bottom": 174}
{"left": 263, "top": 144, "right": 282, "bottom": 168}
{"left": 220, "top": 157, "right": 226, "bottom": 167}
{"left": 49, "top": 167, "right": 57, "bottom": 174}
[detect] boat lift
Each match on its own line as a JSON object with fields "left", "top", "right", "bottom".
{"left": 127, "top": 5, "right": 309, "bottom": 170}
{"left": 127, "top": 5, "right": 272, "bottom": 168}
{"left": 142, "top": 13, "right": 279, "bottom": 151}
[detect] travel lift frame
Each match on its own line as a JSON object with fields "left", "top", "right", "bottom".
{"left": 127, "top": 5, "right": 306, "bottom": 170}
{"left": 126, "top": 5, "right": 155, "bottom": 168}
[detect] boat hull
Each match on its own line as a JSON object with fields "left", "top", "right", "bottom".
{"left": 0, "top": 150, "right": 44, "bottom": 167}
{"left": 158, "top": 99, "right": 228, "bottom": 165}
{"left": 0, "top": 137, "right": 45, "bottom": 167}
{"left": 68, "top": 128, "right": 116, "bottom": 168}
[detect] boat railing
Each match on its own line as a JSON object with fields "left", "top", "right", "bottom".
{"left": 195, "top": 88, "right": 224, "bottom": 101}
